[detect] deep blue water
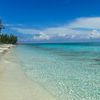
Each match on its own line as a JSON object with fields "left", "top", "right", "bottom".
{"left": 13, "top": 43, "right": 100, "bottom": 100}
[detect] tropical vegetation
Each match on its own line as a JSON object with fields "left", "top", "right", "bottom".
{"left": 0, "top": 34, "right": 17, "bottom": 44}
{"left": 0, "top": 19, "right": 18, "bottom": 44}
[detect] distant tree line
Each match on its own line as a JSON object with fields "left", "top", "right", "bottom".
{"left": 0, "top": 34, "right": 17, "bottom": 44}
{"left": 0, "top": 19, "right": 18, "bottom": 44}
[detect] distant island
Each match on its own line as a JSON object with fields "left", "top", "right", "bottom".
{"left": 0, "top": 19, "right": 17, "bottom": 44}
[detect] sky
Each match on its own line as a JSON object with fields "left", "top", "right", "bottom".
{"left": 1, "top": 0, "right": 100, "bottom": 43}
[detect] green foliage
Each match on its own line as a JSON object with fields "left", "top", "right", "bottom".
{"left": 0, "top": 19, "right": 5, "bottom": 33}
{"left": 0, "top": 34, "right": 17, "bottom": 44}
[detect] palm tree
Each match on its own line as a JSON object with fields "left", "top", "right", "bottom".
{"left": 0, "top": 19, "right": 5, "bottom": 33}
{"left": 0, "top": 34, "right": 17, "bottom": 44}
{"left": 0, "top": 19, "right": 17, "bottom": 44}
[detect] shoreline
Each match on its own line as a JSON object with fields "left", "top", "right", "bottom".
{"left": 0, "top": 44, "right": 14, "bottom": 54}
{"left": 0, "top": 47, "right": 55, "bottom": 100}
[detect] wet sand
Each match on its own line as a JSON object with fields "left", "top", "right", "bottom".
{"left": 0, "top": 50, "right": 55, "bottom": 100}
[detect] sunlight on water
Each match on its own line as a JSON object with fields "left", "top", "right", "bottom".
{"left": 13, "top": 43, "right": 100, "bottom": 100}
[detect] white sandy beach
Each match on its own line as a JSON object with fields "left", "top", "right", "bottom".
{"left": 0, "top": 46, "right": 55, "bottom": 100}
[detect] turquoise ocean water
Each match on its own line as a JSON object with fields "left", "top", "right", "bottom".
{"left": 13, "top": 43, "right": 100, "bottom": 100}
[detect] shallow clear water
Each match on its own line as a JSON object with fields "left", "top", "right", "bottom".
{"left": 13, "top": 43, "right": 100, "bottom": 100}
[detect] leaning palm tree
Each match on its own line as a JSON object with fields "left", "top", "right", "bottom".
{"left": 0, "top": 19, "right": 5, "bottom": 33}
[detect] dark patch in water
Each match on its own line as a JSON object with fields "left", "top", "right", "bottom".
{"left": 94, "top": 59, "right": 100, "bottom": 61}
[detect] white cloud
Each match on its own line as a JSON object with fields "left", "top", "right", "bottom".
{"left": 89, "top": 30, "right": 100, "bottom": 38}
{"left": 10, "top": 17, "right": 100, "bottom": 41}
{"left": 68, "top": 17, "right": 100, "bottom": 29}
{"left": 33, "top": 32, "right": 50, "bottom": 40}
{"left": 5, "top": 24, "right": 14, "bottom": 27}
{"left": 12, "top": 27, "right": 40, "bottom": 34}
{"left": 5, "top": 24, "right": 24, "bottom": 27}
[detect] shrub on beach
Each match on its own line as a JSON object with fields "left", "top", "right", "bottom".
{"left": 0, "top": 34, "right": 17, "bottom": 44}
